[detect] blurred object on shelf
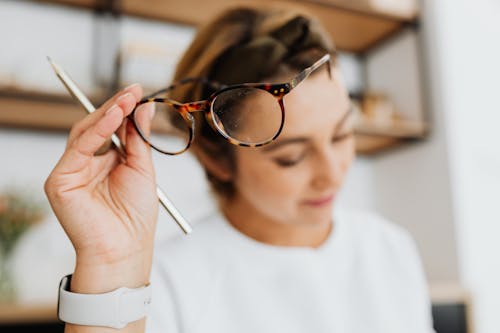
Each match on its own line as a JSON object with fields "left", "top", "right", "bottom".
{"left": 351, "top": 93, "right": 427, "bottom": 155}
{"left": 355, "top": 91, "right": 426, "bottom": 137}
{"left": 360, "top": 92, "right": 395, "bottom": 125}
{"left": 0, "top": 189, "right": 46, "bottom": 303}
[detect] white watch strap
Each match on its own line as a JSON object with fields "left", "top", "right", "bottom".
{"left": 58, "top": 274, "right": 152, "bottom": 329}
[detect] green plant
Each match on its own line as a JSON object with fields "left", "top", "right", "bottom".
{"left": 0, "top": 189, "right": 46, "bottom": 257}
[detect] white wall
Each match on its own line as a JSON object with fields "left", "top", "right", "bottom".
{"left": 422, "top": 0, "right": 500, "bottom": 332}
{"left": 363, "top": 23, "right": 460, "bottom": 283}
{"left": 0, "top": 1, "right": 94, "bottom": 93}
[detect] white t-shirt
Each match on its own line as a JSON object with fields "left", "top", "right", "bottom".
{"left": 146, "top": 208, "right": 435, "bottom": 333}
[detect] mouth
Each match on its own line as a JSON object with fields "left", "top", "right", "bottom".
{"left": 302, "top": 193, "right": 335, "bottom": 207}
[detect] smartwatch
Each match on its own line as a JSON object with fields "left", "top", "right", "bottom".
{"left": 57, "top": 274, "right": 152, "bottom": 329}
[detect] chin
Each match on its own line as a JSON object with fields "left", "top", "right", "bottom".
{"left": 298, "top": 205, "right": 333, "bottom": 224}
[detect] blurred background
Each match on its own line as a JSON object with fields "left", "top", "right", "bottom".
{"left": 0, "top": 0, "right": 498, "bottom": 332}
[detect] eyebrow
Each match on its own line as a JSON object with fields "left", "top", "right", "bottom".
{"left": 261, "top": 137, "right": 310, "bottom": 152}
{"left": 261, "top": 105, "right": 354, "bottom": 153}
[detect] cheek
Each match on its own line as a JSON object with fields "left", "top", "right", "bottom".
{"left": 336, "top": 140, "right": 356, "bottom": 180}
{"left": 233, "top": 152, "right": 308, "bottom": 204}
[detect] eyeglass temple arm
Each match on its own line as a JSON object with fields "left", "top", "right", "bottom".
{"left": 183, "top": 100, "right": 211, "bottom": 112}
{"left": 288, "top": 53, "right": 332, "bottom": 90}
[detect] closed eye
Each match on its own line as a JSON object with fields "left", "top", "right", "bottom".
{"left": 332, "top": 132, "right": 354, "bottom": 143}
{"left": 273, "top": 153, "right": 306, "bottom": 167}
{"left": 273, "top": 132, "right": 353, "bottom": 167}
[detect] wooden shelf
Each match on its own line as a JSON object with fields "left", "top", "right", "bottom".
{"left": 353, "top": 117, "right": 426, "bottom": 155}
{"left": 355, "top": 134, "right": 400, "bottom": 155}
{"left": 0, "top": 303, "right": 57, "bottom": 324}
{"left": 300, "top": 0, "right": 417, "bottom": 20}
{"left": 0, "top": 89, "right": 86, "bottom": 131}
{"left": 36, "top": 0, "right": 417, "bottom": 53}
{"left": 0, "top": 89, "right": 425, "bottom": 156}
{"left": 355, "top": 116, "right": 427, "bottom": 138}
{"left": 0, "top": 89, "right": 177, "bottom": 134}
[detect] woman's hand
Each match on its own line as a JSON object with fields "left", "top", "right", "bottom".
{"left": 44, "top": 84, "right": 159, "bottom": 292}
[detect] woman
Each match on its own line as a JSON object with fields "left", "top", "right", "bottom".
{"left": 44, "top": 4, "right": 434, "bottom": 333}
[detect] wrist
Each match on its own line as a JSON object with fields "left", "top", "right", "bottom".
{"left": 71, "top": 252, "right": 152, "bottom": 293}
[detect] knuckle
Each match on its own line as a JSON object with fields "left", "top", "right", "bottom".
{"left": 43, "top": 177, "right": 67, "bottom": 204}
{"left": 69, "top": 120, "right": 84, "bottom": 136}
{"left": 43, "top": 176, "right": 53, "bottom": 197}
{"left": 71, "top": 137, "right": 92, "bottom": 158}
{"left": 51, "top": 188, "right": 68, "bottom": 203}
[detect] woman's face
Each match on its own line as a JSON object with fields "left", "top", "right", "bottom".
{"left": 230, "top": 66, "right": 355, "bottom": 227}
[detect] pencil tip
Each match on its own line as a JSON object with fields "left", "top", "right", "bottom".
{"left": 47, "top": 56, "right": 59, "bottom": 73}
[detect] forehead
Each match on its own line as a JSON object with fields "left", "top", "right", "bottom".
{"left": 279, "top": 69, "right": 350, "bottom": 138}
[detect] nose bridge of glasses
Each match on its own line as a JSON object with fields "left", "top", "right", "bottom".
{"left": 182, "top": 100, "right": 210, "bottom": 113}
{"left": 137, "top": 97, "right": 184, "bottom": 112}
{"left": 260, "top": 83, "right": 291, "bottom": 97}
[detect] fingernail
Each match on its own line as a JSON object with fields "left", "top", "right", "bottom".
{"left": 117, "top": 92, "right": 133, "bottom": 103}
{"left": 105, "top": 104, "right": 120, "bottom": 116}
{"left": 123, "top": 83, "right": 140, "bottom": 91}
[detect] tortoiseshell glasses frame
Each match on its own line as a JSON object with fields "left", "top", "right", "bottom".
{"left": 128, "top": 53, "right": 332, "bottom": 155}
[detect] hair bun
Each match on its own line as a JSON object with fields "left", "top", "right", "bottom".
{"left": 211, "top": 14, "right": 333, "bottom": 84}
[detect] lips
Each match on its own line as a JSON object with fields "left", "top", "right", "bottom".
{"left": 302, "top": 193, "right": 335, "bottom": 206}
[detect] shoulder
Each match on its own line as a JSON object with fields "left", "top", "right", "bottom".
{"left": 336, "top": 209, "right": 433, "bottom": 329}
{"left": 337, "top": 208, "right": 416, "bottom": 250}
{"left": 336, "top": 208, "right": 423, "bottom": 274}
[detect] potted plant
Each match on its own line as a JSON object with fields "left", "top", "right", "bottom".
{"left": 0, "top": 189, "right": 45, "bottom": 303}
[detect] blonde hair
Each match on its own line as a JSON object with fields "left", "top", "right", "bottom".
{"left": 170, "top": 4, "right": 335, "bottom": 207}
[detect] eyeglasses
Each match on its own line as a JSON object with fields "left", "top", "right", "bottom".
{"left": 128, "top": 53, "right": 332, "bottom": 155}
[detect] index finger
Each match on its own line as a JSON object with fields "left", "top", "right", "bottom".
{"left": 66, "top": 84, "right": 143, "bottom": 149}
{"left": 53, "top": 99, "right": 133, "bottom": 183}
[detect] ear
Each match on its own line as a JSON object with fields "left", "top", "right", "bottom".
{"left": 191, "top": 144, "right": 233, "bottom": 182}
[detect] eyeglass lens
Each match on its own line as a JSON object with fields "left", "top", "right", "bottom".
{"left": 134, "top": 102, "right": 191, "bottom": 154}
{"left": 211, "top": 87, "right": 283, "bottom": 145}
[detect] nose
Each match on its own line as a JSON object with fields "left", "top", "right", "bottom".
{"left": 310, "top": 148, "right": 341, "bottom": 192}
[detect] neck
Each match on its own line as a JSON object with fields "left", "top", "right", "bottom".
{"left": 221, "top": 194, "right": 333, "bottom": 249}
